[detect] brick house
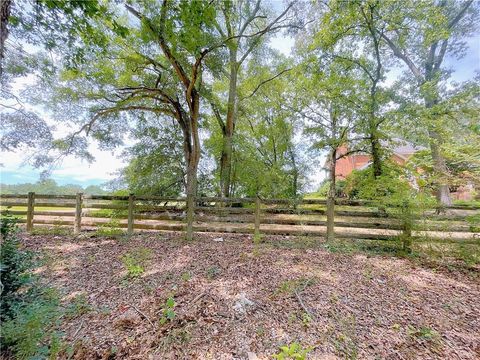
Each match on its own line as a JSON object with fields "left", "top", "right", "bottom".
{"left": 326, "top": 140, "right": 476, "bottom": 201}
{"left": 330, "top": 140, "right": 422, "bottom": 180}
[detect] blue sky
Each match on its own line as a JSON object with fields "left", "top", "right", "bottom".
{"left": 1, "top": 25, "right": 479, "bottom": 188}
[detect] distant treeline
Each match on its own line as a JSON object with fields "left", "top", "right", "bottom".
{"left": 0, "top": 179, "right": 108, "bottom": 195}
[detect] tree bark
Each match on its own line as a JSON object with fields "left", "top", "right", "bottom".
{"left": 219, "top": 48, "right": 238, "bottom": 198}
{"left": 428, "top": 129, "right": 452, "bottom": 206}
{"left": 370, "top": 133, "right": 382, "bottom": 178}
{"left": 183, "top": 92, "right": 201, "bottom": 241}
{"left": 326, "top": 149, "right": 336, "bottom": 242}
{"left": 0, "top": 0, "right": 11, "bottom": 76}
{"left": 425, "top": 96, "right": 452, "bottom": 206}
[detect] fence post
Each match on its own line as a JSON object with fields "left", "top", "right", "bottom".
{"left": 128, "top": 193, "right": 135, "bottom": 236}
{"left": 74, "top": 193, "right": 83, "bottom": 234}
{"left": 254, "top": 196, "right": 261, "bottom": 241}
{"left": 26, "top": 192, "right": 35, "bottom": 232}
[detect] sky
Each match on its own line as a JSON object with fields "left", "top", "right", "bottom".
{"left": 1, "top": 17, "right": 479, "bottom": 188}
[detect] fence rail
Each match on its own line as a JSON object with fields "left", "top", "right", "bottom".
{"left": 1, "top": 192, "right": 479, "bottom": 242}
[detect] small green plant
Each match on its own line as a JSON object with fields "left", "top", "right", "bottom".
{"left": 65, "top": 293, "right": 92, "bottom": 319}
{"left": 407, "top": 325, "right": 438, "bottom": 341}
{"left": 180, "top": 271, "right": 192, "bottom": 282}
{"left": 120, "top": 247, "right": 152, "bottom": 278}
{"left": 31, "top": 225, "right": 72, "bottom": 236}
{"left": 301, "top": 312, "right": 312, "bottom": 328}
{"left": 274, "top": 278, "right": 314, "bottom": 296}
{"left": 159, "top": 297, "right": 176, "bottom": 325}
{"left": 273, "top": 342, "right": 311, "bottom": 360}
{"left": 206, "top": 265, "right": 221, "bottom": 280}
{"left": 95, "top": 218, "right": 125, "bottom": 237}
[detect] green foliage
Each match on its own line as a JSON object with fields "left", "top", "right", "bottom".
{"left": 95, "top": 218, "right": 125, "bottom": 238}
{"left": 2, "top": 293, "right": 61, "bottom": 360}
{"left": 344, "top": 163, "right": 412, "bottom": 201}
{"left": 273, "top": 342, "right": 311, "bottom": 360}
{"left": 407, "top": 325, "right": 439, "bottom": 341}
{"left": 120, "top": 247, "right": 152, "bottom": 278}
{"left": 317, "top": 180, "right": 346, "bottom": 198}
{"left": 206, "top": 265, "right": 222, "bottom": 280}
{"left": 65, "top": 293, "right": 92, "bottom": 320}
{"left": 159, "top": 296, "right": 176, "bottom": 325}
{"left": 0, "top": 216, "right": 62, "bottom": 359}
{"left": 1, "top": 216, "right": 33, "bottom": 320}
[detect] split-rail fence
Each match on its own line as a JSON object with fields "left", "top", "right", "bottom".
{"left": 0, "top": 193, "right": 479, "bottom": 242}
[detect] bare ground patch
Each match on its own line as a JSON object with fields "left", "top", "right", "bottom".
{"left": 21, "top": 232, "right": 480, "bottom": 359}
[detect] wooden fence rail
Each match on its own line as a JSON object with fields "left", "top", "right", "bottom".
{"left": 1, "top": 192, "right": 479, "bottom": 242}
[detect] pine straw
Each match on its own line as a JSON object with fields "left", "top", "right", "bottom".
{"left": 21, "top": 232, "right": 480, "bottom": 359}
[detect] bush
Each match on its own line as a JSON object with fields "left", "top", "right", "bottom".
{"left": 317, "top": 179, "right": 346, "bottom": 198}
{"left": 344, "top": 163, "right": 411, "bottom": 200}
{"left": 343, "top": 163, "right": 435, "bottom": 252}
{"left": 1, "top": 212, "right": 63, "bottom": 359}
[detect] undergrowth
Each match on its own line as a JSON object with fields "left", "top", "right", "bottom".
{"left": 0, "top": 212, "right": 65, "bottom": 359}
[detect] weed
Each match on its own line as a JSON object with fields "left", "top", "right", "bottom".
{"left": 301, "top": 311, "right": 312, "bottom": 328}
{"left": 274, "top": 278, "right": 315, "bottom": 296}
{"left": 273, "top": 342, "right": 311, "bottom": 360}
{"left": 180, "top": 271, "right": 192, "bottom": 282}
{"left": 256, "top": 325, "right": 266, "bottom": 337}
{"left": 159, "top": 297, "right": 176, "bottom": 325}
{"left": 120, "top": 247, "right": 152, "bottom": 278}
{"left": 95, "top": 218, "right": 125, "bottom": 237}
{"left": 30, "top": 226, "right": 72, "bottom": 236}
{"left": 206, "top": 265, "right": 221, "bottom": 280}
{"left": 407, "top": 325, "right": 439, "bottom": 341}
{"left": 65, "top": 293, "right": 92, "bottom": 319}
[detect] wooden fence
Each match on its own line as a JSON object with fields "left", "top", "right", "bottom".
{"left": 0, "top": 192, "right": 479, "bottom": 242}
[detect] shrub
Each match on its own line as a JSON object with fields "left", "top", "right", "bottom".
{"left": 343, "top": 163, "right": 435, "bottom": 252}
{"left": 317, "top": 179, "right": 347, "bottom": 198}
{"left": 1, "top": 212, "right": 62, "bottom": 359}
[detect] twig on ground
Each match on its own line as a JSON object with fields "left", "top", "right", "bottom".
{"left": 294, "top": 289, "right": 316, "bottom": 321}
{"left": 72, "top": 319, "right": 85, "bottom": 340}
{"left": 130, "top": 304, "right": 155, "bottom": 328}
{"left": 190, "top": 292, "right": 206, "bottom": 305}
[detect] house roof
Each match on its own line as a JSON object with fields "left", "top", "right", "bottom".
{"left": 384, "top": 138, "right": 427, "bottom": 156}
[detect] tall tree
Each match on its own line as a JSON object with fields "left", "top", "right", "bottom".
{"left": 314, "top": 0, "right": 390, "bottom": 179}
{"left": 295, "top": 57, "right": 362, "bottom": 241}
{"left": 375, "top": 0, "right": 478, "bottom": 205}
{"left": 24, "top": 0, "right": 225, "bottom": 240}
{"left": 209, "top": 0, "right": 296, "bottom": 197}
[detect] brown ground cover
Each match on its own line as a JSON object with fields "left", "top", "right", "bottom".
{"left": 21, "top": 232, "right": 480, "bottom": 359}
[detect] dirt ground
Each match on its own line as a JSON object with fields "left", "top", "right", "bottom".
{"left": 21, "top": 232, "right": 480, "bottom": 359}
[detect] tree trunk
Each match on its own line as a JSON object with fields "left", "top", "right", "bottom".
{"left": 0, "top": 0, "right": 11, "bottom": 76}
{"left": 370, "top": 134, "right": 382, "bottom": 178}
{"left": 425, "top": 97, "right": 452, "bottom": 206}
{"left": 185, "top": 155, "right": 198, "bottom": 241}
{"left": 326, "top": 149, "right": 336, "bottom": 242}
{"left": 429, "top": 129, "right": 452, "bottom": 206}
{"left": 219, "top": 49, "right": 238, "bottom": 198}
{"left": 184, "top": 93, "right": 201, "bottom": 241}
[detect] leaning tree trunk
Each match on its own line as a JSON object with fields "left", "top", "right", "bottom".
{"left": 219, "top": 48, "right": 238, "bottom": 198}
{"left": 326, "top": 149, "right": 337, "bottom": 242}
